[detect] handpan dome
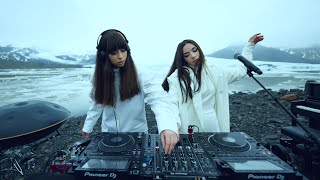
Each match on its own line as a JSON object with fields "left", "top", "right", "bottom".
{"left": 0, "top": 100, "right": 71, "bottom": 150}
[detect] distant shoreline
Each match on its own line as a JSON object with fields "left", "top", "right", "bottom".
{"left": 0, "top": 61, "right": 83, "bottom": 69}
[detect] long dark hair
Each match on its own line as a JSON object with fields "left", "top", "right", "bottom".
{"left": 92, "top": 29, "right": 140, "bottom": 106}
{"left": 162, "top": 39, "right": 205, "bottom": 103}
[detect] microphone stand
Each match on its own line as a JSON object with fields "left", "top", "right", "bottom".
{"left": 246, "top": 70, "right": 320, "bottom": 148}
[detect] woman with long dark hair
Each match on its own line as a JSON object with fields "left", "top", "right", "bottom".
{"left": 82, "top": 30, "right": 178, "bottom": 150}
{"left": 161, "top": 33, "right": 264, "bottom": 137}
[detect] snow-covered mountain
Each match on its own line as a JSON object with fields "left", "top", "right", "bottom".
{"left": 0, "top": 46, "right": 38, "bottom": 62}
{"left": 281, "top": 47, "right": 320, "bottom": 62}
{"left": 208, "top": 44, "right": 320, "bottom": 64}
{"left": 2, "top": 44, "right": 320, "bottom": 68}
{"left": 0, "top": 45, "right": 95, "bottom": 68}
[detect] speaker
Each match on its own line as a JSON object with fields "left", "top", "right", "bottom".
{"left": 96, "top": 29, "right": 130, "bottom": 62}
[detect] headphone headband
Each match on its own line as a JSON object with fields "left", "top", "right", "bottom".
{"left": 96, "top": 29, "right": 129, "bottom": 50}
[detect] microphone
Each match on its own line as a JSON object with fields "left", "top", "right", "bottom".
{"left": 234, "top": 53, "right": 263, "bottom": 75}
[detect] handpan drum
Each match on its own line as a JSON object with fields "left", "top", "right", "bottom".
{"left": 0, "top": 100, "right": 70, "bottom": 150}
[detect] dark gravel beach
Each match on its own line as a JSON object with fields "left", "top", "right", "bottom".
{"left": 0, "top": 89, "right": 318, "bottom": 180}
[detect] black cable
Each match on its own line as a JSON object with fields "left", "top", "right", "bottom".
{"left": 41, "top": 151, "right": 58, "bottom": 172}
{"left": 191, "top": 125, "right": 200, "bottom": 132}
{"left": 41, "top": 150, "right": 67, "bottom": 172}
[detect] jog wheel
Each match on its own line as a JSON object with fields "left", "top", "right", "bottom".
{"left": 98, "top": 133, "right": 135, "bottom": 152}
{"left": 208, "top": 132, "right": 250, "bottom": 152}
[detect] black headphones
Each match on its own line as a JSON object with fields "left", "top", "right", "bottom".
{"left": 96, "top": 29, "right": 130, "bottom": 62}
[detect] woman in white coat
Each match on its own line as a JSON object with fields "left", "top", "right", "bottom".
{"left": 161, "top": 33, "right": 264, "bottom": 153}
{"left": 82, "top": 29, "right": 178, "bottom": 145}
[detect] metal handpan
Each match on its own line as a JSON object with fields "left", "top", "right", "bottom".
{"left": 0, "top": 100, "right": 71, "bottom": 150}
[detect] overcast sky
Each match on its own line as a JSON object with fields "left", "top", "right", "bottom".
{"left": 1, "top": 0, "right": 319, "bottom": 64}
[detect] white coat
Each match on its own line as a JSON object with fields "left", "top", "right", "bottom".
{"left": 82, "top": 69, "right": 177, "bottom": 134}
{"left": 166, "top": 42, "right": 255, "bottom": 134}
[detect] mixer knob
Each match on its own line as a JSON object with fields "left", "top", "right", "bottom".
{"left": 148, "top": 159, "right": 153, "bottom": 166}
{"left": 148, "top": 135, "right": 151, "bottom": 146}
{"left": 182, "top": 161, "right": 187, "bottom": 169}
{"left": 173, "top": 157, "right": 177, "bottom": 161}
{"left": 172, "top": 167, "right": 175, "bottom": 172}
{"left": 164, "top": 161, "right": 169, "bottom": 171}
{"left": 193, "top": 143, "right": 198, "bottom": 148}
{"left": 164, "top": 155, "right": 169, "bottom": 162}
{"left": 164, "top": 160, "right": 169, "bottom": 165}
{"left": 142, "top": 163, "right": 147, "bottom": 168}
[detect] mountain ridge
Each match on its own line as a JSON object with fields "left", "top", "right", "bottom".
{"left": 1, "top": 44, "right": 320, "bottom": 69}
{"left": 207, "top": 44, "right": 320, "bottom": 64}
{"left": 0, "top": 45, "right": 95, "bottom": 69}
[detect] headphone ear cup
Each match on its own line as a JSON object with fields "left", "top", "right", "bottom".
{"left": 97, "top": 50, "right": 107, "bottom": 62}
{"left": 127, "top": 46, "right": 131, "bottom": 54}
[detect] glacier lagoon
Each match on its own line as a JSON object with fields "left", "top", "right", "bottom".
{"left": 1, "top": 57, "right": 320, "bottom": 117}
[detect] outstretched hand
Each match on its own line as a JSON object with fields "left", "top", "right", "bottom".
{"left": 249, "top": 33, "right": 264, "bottom": 44}
{"left": 160, "top": 130, "right": 179, "bottom": 154}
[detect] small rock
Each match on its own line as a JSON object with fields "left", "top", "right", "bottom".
{"left": 280, "top": 94, "right": 299, "bottom": 101}
{"left": 269, "top": 119, "right": 284, "bottom": 124}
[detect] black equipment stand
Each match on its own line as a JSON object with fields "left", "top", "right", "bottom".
{"left": 246, "top": 70, "right": 320, "bottom": 149}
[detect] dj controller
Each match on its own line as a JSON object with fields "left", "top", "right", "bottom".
{"left": 64, "top": 132, "right": 302, "bottom": 180}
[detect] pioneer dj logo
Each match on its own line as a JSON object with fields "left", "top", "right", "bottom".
{"left": 248, "top": 174, "right": 285, "bottom": 180}
{"left": 84, "top": 172, "right": 117, "bottom": 178}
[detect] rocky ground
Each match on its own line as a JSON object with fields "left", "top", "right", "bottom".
{"left": 1, "top": 89, "right": 319, "bottom": 180}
